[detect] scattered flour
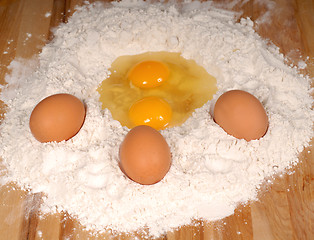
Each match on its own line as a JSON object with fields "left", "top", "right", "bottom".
{"left": 45, "top": 12, "right": 52, "bottom": 18}
{"left": 0, "top": 0, "right": 313, "bottom": 237}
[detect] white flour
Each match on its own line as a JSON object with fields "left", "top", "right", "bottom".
{"left": 0, "top": 0, "right": 313, "bottom": 237}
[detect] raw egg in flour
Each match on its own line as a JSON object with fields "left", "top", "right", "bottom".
{"left": 29, "top": 93, "right": 86, "bottom": 143}
{"left": 214, "top": 90, "right": 268, "bottom": 141}
{"left": 119, "top": 125, "right": 172, "bottom": 185}
{"left": 97, "top": 51, "right": 217, "bottom": 130}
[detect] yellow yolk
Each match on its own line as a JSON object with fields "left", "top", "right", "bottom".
{"left": 129, "top": 96, "right": 172, "bottom": 130}
{"left": 128, "top": 60, "right": 169, "bottom": 89}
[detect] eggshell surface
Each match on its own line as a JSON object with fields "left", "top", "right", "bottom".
{"left": 214, "top": 90, "right": 268, "bottom": 141}
{"left": 29, "top": 93, "right": 86, "bottom": 143}
{"left": 119, "top": 125, "right": 172, "bottom": 185}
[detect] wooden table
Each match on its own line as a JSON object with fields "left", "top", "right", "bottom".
{"left": 0, "top": 0, "right": 313, "bottom": 239}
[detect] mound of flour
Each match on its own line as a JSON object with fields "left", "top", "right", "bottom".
{"left": 0, "top": 0, "right": 312, "bottom": 237}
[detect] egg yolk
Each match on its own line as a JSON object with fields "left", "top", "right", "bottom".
{"left": 128, "top": 60, "right": 169, "bottom": 89}
{"left": 129, "top": 96, "right": 172, "bottom": 130}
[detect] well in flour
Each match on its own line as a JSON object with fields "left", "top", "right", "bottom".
{"left": 0, "top": 0, "right": 312, "bottom": 238}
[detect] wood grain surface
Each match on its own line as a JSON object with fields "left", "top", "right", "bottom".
{"left": 0, "top": 0, "right": 313, "bottom": 239}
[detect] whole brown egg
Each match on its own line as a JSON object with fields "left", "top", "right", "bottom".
{"left": 214, "top": 90, "right": 268, "bottom": 141}
{"left": 119, "top": 125, "right": 172, "bottom": 185}
{"left": 29, "top": 93, "right": 86, "bottom": 143}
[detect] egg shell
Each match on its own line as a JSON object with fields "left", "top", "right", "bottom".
{"left": 29, "top": 93, "right": 86, "bottom": 143}
{"left": 119, "top": 125, "right": 172, "bottom": 185}
{"left": 213, "top": 90, "right": 268, "bottom": 141}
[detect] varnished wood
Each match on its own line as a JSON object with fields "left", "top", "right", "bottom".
{"left": 0, "top": 0, "right": 313, "bottom": 239}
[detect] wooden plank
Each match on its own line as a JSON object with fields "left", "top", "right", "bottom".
{"left": 295, "top": 0, "right": 314, "bottom": 58}
{"left": 287, "top": 142, "right": 314, "bottom": 239}
{"left": 0, "top": 184, "right": 27, "bottom": 240}
{"left": 0, "top": 0, "right": 24, "bottom": 84}
{"left": 14, "top": 0, "right": 53, "bottom": 59}
{"left": 34, "top": 213, "right": 62, "bottom": 240}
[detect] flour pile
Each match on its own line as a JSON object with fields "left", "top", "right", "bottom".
{"left": 0, "top": 0, "right": 313, "bottom": 237}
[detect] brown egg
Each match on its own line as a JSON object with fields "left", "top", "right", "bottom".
{"left": 29, "top": 93, "right": 86, "bottom": 143}
{"left": 214, "top": 90, "right": 268, "bottom": 141}
{"left": 119, "top": 125, "right": 172, "bottom": 185}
